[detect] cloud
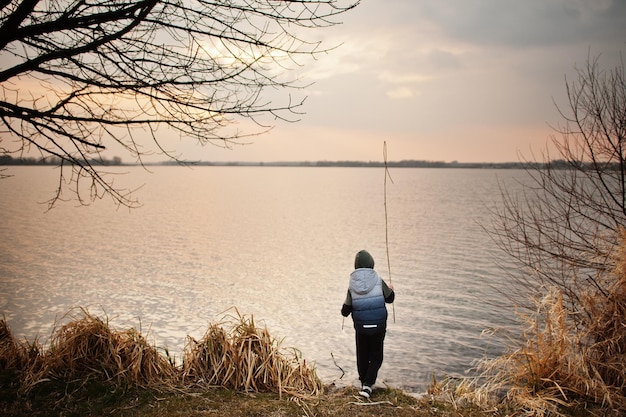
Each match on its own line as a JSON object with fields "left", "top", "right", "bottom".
{"left": 386, "top": 87, "right": 417, "bottom": 99}
{"left": 427, "top": 49, "right": 463, "bottom": 70}
{"left": 378, "top": 71, "right": 432, "bottom": 84}
{"left": 412, "top": 0, "right": 626, "bottom": 48}
{"left": 376, "top": 71, "right": 431, "bottom": 100}
{"left": 564, "top": 0, "right": 615, "bottom": 20}
{"left": 202, "top": 0, "right": 625, "bottom": 162}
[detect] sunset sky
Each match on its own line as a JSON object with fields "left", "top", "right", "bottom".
{"left": 184, "top": 0, "right": 625, "bottom": 164}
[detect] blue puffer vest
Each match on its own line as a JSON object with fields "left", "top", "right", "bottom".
{"left": 349, "top": 268, "right": 388, "bottom": 334}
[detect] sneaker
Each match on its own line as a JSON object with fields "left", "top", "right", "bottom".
{"left": 358, "top": 385, "right": 372, "bottom": 399}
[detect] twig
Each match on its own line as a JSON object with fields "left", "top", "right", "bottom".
{"left": 330, "top": 352, "right": 345, "bottom": 379}
{"left": 587, "top": 274, "right": 609, "bottom": 298}
{"left": 383, "top": 141, "right": 396, "bottom": 323}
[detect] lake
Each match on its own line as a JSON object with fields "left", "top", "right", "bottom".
{"left": 0, "top": 165, "right": 525, "bottom": 392}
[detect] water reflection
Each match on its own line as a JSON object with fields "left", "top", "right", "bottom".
{"left": 0, "top": 166, "right": 524, "bottom": 392}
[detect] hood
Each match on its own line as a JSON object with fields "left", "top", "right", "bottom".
{"left": 354, "top": 250, "right": 375, "bottom": 269}
{"left": 349, "top": 268, "right": 379, "bottom": 295}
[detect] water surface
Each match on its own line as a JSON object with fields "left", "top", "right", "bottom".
{"left": 0, "top": 166, "right": 524, "bottom": 392}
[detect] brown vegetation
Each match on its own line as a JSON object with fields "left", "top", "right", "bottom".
{"left": 1, "top": 308, "right": 322, "bottom": 399}
{"left": 0, "top": 318, "right": 37, "bottom": 374}
{"left": 2, "top": 309, "right": 475, "bottom": 416}
{"left": 183, "top": 311, "right": 322, "bottom": 398}
{"left": 28, "top": 308, "right": 177, "bottom": 389}
{"left": 449, "top": 228, "right": 626, "bottom": 416}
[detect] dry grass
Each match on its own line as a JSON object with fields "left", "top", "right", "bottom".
{"left": 0, "top": 317, "right": 40, "bottom": 378}
{"left": 470, "top": 289, "right": 583, "bottom": 415}
{"left": 0, "top": 307, "right": 322, "bottom": 401}
{"left": 182, "top": 309, "right": 322, "bottom": 399}
{"left": 451, "top": 228, "right": 626, "bottom": 416}
{"left": 581, "top": 228, "right": 626, "bottom": 409}
{"left": 1, "top": 381, "right": 489, "bottom": 417}
{"left": 20, "top": 307, "right": 177, "bottom": 390}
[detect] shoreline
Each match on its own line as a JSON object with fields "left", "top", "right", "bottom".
{"left": 0, "top": 378, "right": 492, "bottom": 417}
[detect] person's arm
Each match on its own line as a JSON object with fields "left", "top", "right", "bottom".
{"left": 341, "top": 290, "right": 352, "bottom": 316}
{"left": 382, "top": 280, "right": 395, "bottom": 303}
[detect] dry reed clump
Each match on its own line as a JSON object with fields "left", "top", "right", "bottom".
{"left": 582, "top": 227, "right": 626, "bottom": 408}
{"left": 25, "top": 308, "right": 177, "bottom": 390}
{"left": 468, "top": 289, "right": 584, "bottom": 416}
{"left": 458, "top": 228, "right": 626, "bottom": 416}
{"left": 2, "top": 307, "right": 322, "bottom": 400}
{"left": 1, "top": 318, "right": 25, "bottom": 372}
{"left": 0, "top": 318, "right": 40, "bottom": 377}
{"left": 183, "top": 311, "right": 322, "bottom": 399}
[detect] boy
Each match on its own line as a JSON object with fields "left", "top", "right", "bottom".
{"left": 341, "top": 250, "right": 395, "bottom": 398}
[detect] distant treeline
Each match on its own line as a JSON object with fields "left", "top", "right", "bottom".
{"left": 0, "top": 155, "right": 617, "bottom": 170}
{"left": 153, "top": 159, "right": 562, "bottom": 169}
{"left": 0, "top": 155, "right": 123, "bottom": 166}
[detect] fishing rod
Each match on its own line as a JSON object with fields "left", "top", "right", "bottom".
{"left": 383, "top": 141, "right": 396, "bottom": 323}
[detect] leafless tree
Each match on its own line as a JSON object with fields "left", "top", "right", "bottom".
{"left": 0, "top": 0, "right": 358, "bottom": 207}
{"left": 490, "top": 53, "right": 626, "bottom": 318}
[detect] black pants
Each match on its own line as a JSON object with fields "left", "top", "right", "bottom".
{"left": 355, "top": 331, "right": 386, "bottom": 387}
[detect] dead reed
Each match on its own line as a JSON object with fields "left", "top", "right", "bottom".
{"left": 22, "top": 307, "right": 177, "bottom": 390}
{"left": 582, "top": 227, "right": 626, "bottom": 408}
{"left": 470, "top": 289, "right": 583, "bottom": 415}
{"left": 1, "top": 307, "right": 322, "bottom": 400}
{"left": 454, "top": 228, "right": 626, "bottom": 415}
{"left": 183, "top": 310, "right": 322, "bottom": 399}
{"left": 0, "top": 317, "right": 39, "bottom": 376}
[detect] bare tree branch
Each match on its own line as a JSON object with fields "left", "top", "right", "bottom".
{"left": 0, "top": 0, "right": 359, "bottom": 206}
{"left": 490, "top": 52, "right": 626, "bottom": 321}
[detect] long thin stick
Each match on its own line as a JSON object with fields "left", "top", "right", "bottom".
{"left": 383, "top": 141, "right": 396, "bottom": 323}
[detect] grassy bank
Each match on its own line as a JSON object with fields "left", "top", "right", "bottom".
{"left": 0, "top": 309, "right": 491, "bottom": 416}
{"left": 0, "top": 309, "right": 609, "bottom": 417}
{"left": 4, "top": 229, "right": 626, "bottom": 417}
{"left": 1, "top": 379, "right": 493, "bottom": 417}
{"left": 0, "top": 309, "right": 619, "bottom": 416}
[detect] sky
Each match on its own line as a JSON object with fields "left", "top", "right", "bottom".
{"left": 9, "top": 0, "right": 624, "bottom": 164}
{"left": 177, "top": 0, "right": 624, "bottom": 164}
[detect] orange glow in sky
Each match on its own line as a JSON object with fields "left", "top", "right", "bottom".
{"left": 164, "top": 0, "right": 624, "bottom": 163}
{"left": 5, "top": 0, "right": 625, "bottom": 164}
